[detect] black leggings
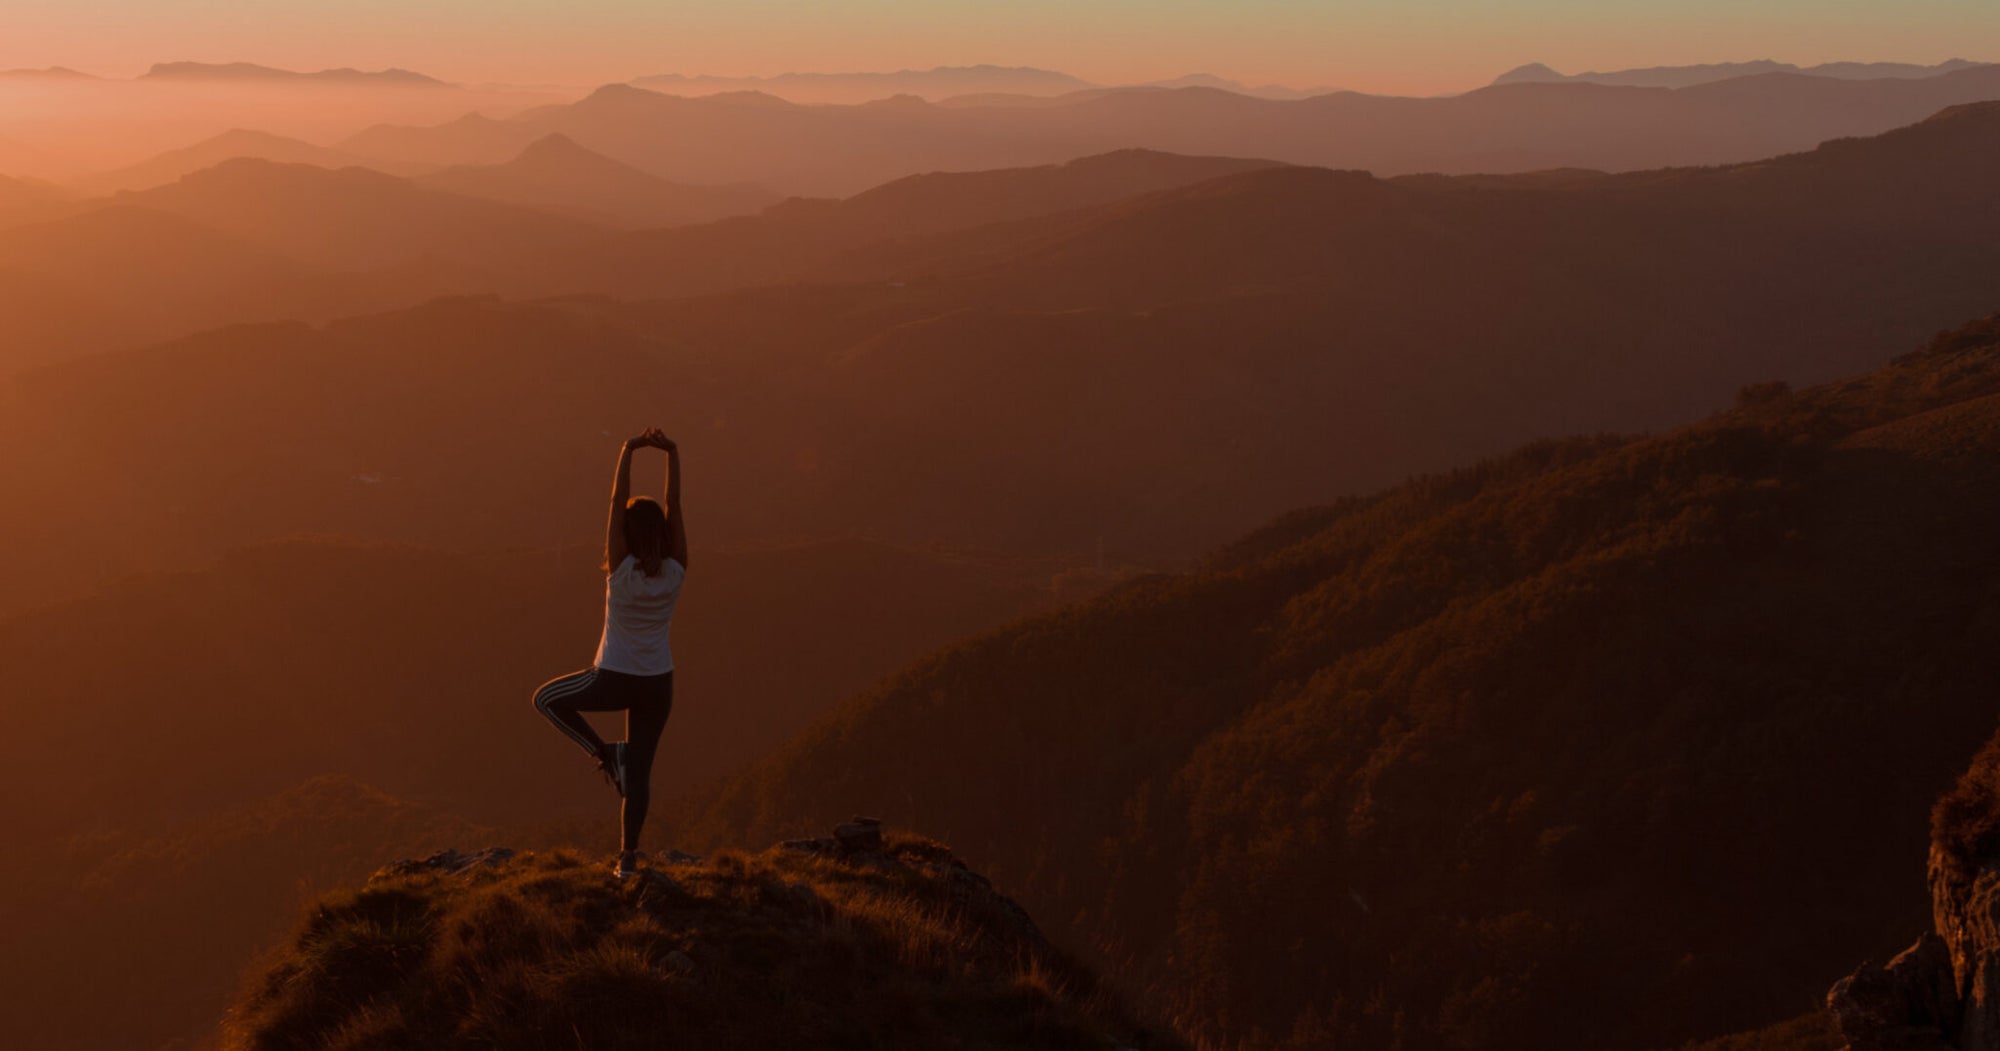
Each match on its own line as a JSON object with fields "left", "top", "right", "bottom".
{"left": 532, "top": 667, "right": 673, "bottom": 853}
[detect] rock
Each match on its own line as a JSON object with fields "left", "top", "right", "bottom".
{"left": 662, "top": 849, "right": 703, "bottom": 865}
{"left": 663, "top": 950, "right": 696, "bottom": 976}
{"left": 372, "top": 847, "right": 516, "bottom": 881}
{"left": 635, "top": 868, "right": 682, "bottom": 894}
{"left": 1933, "top": 835, "right": 2000, "bottom": 1051}
{"left": 1829, "top": 932, "right": 1957, "bottom": 1051}
{"left": 834, "top": 820, "right": 884, "bottom": 853}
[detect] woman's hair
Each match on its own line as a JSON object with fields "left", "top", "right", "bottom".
{"left": 619, "top": 497, "right": 670, "bottom": 577}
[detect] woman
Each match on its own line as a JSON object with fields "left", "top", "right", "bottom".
{"left": 532, "top": 429, "right": 687, "bottom": 877}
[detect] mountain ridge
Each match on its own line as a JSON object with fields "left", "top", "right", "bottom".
{"left": 1495, "top": 57, "right": 1990, "bottom": 88}
{"left": 417, "top": 132, "right": 777, "bottom": 228}
{"left": 141, "top": 61, "right": 450, "bottom": 87}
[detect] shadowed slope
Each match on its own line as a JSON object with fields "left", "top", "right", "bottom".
{"left": 682, "top": 315, "right": 2000, "bottom": 1050}
{"left": 0, "top": 777, "right": 489, "bottom": 1051}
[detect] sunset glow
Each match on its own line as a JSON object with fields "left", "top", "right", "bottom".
{"left": 3, "top": 0, "right": 1994, "bottom": 93}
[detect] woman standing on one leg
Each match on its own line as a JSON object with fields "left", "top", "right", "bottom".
{"left": 533, "top": 429, "right": 688, "bottom": 878}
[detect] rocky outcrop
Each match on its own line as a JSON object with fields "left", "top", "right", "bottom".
{"left": 372, "top": 846, "right": 516, "bottom": 879}
{"left": 1828, "top": 931, "right": 1955, "bottom": 1051}
{"left": 1831, "top": 742, "right": 2000, "bottom": 1051}
{"left": 223, "top": 824, "right": 1152, "bottom": 1050}
{"left": 1930, "top": 830, "right": 2000, "bottom": 1051}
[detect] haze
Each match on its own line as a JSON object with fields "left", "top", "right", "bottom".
{"left": 8, "top": 4, "right": 2000, "bottom": 1050}
{"left": 4, "top": 0, "right": 1993, "bottom": 94}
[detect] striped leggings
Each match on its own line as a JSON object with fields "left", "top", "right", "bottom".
{"left": 532, "top": 666, "right": 674, "bottom": 852}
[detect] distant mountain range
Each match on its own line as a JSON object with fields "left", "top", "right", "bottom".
{"left": 0, "top": 66, "right": 98, "bottom": 80}
{"left": 341, "top": 63, "right": 2000, "bottom": 195}
{"left": 140, "top": 61, "right": 449, "bottom": 86}
{"left": 1495, "top": 57, "right": 1991, "bottom": 89}
{"left": 417, "top": 132, "right": 778, "bottom": 228}
{"left": 631, "top": 65, "right": 1333, "bottom": 103}
{"left": 632, "top": 64, "right": 1094, "bottom": 103}
{"left": 73, "top": 127, "right": 434, "bottom": 194}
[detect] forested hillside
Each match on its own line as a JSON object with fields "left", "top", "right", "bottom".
{"left": 684, "top": 315, "right": 2000, "bottom": 1049}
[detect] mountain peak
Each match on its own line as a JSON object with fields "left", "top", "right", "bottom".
{"left": 1495, "top": 62, "right": 1564, "bottom": 84}
{"left": 221, "top": 826, "right": 1156, "bottom": 1048}
{"left": 514, "top": 131, "right": 594, "bottom": 161}
{"left": 505, "top": 132, "right": 651, "bottom": 178}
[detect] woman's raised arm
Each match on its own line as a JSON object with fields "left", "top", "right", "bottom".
{"left": 663, "top": 437, "right": 687, "bottom": 569}
{"left": 605, "top": 435, "right": 645, "bottom": 572}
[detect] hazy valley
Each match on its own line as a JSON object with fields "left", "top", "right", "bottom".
{"left": 2, "top": 39, "right": 1998, "bottom": 1051}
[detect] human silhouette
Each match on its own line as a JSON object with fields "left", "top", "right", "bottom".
{"left": 532, "top": 429, "right": 687, "bottom": 877}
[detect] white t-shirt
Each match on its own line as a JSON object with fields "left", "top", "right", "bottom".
{"left": 593, "top": 555, "right": 684, "bottom": 676}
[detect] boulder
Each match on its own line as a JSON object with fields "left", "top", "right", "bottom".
{"left": 1829, "top": 932, "right": 1957, "bottom": 1051}
{"left": 835, "top": 817, "right": 884, "bottom": 853}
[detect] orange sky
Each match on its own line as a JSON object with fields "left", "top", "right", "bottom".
{"left": 2, "top": 1, "right": 1994, "bottom": 95}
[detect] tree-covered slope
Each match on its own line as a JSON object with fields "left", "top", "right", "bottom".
{"left": 683, "top": 315, "right": 2000, "bottom": 1049}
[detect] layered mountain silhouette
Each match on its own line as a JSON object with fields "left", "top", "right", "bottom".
{"left": 115, "top": 157, "right": 602, "bottom": 270}
{"left": 220, "top": 831, "right": 1158, "bottom": 1050}
{"left": 0, "top": 203, "right": 400, "bottom": 371}
{"left": 0, "top": 62, "right": 565, "bottom": 180}
{"left": 418, "top": 133, "right": 777, "bottom": 228}
{"left": 1494, "top": 57, "right": 1989, "bottom": 88}
{"left": 140, "top": 61, "right": 450, "bottom": 87}
{"left": 1139, "top": 72, "right": 1339, "bottom": 98}
{"left": 0, "top": 66, "right": 98, "bottom": 81}
{"left": 76, "top": 127, "right": 433, "bottom": 194}
{"left": 632, "top": 64, "right": 1094, "bottom": 104}
{"left": 7, "top": 106, "right": 2000, "bottom": 614}
{"left": 572, "top": 147, "right": 1289, "bottom": 296}
{"left": 0, "top": 171, "right": 64, "bottom": 211}
{"left": 2, "top": 73, "right": 1997, "bottom": 1051}
{"left": 340, "top": 65, "right": 2000, "bottom": 194}
{"left": 681, "top": 314, "right": 2000, "bottom": 1050}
